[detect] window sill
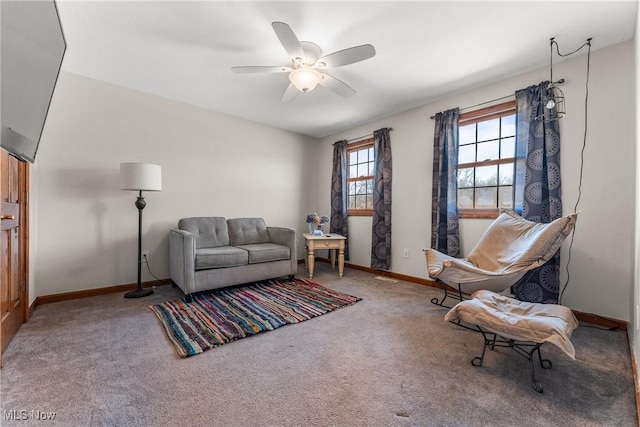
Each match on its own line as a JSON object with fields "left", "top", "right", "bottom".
{"left": 348, "top": 209, "right": 373, "bottom": 217}
{"left": 458, "top": 208, "right": 500, "bottom": 219}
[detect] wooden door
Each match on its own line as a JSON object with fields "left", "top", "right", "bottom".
{"left": 1, "top": 149, "right": 28, "bottom": 365}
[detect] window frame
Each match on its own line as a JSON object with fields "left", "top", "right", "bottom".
{"left": 457, "top": 100, "right": 516, "bottom": 219}
{"left": 346, "top": 137, "right": 375, "bottom": 216}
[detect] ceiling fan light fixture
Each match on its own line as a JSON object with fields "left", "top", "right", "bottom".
{"left": 232, "top": 22, "right": 375, "bottom": 100}
{"left": 289, "top": 67, "right": 322, "bottom": 92}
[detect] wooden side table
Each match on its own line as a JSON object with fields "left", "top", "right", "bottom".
{"left": 302, "top": 233, "right": 346, "bottom": 279}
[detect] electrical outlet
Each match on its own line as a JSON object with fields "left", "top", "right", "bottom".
{"left": 142, "top": 251, "right": 149, "bottom": 262}
{"left": 403, "top": 248, "right": 410, "bottom": 259}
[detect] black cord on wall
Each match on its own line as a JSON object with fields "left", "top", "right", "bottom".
{"left": 143, "top": 253, "right": 163, "bottom": 283}
{"left": 559, "top": 38, "right": 592, "bottom": 305}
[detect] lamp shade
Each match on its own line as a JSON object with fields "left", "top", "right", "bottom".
{"left": 120, "top": 162, "right": 162, "bottom": 191}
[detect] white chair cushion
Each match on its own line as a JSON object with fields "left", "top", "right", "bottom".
{"left": 467, "top": 210, "right": 577, "bottom": 273}
{"left": 445, "top": 290, "right": 579, "bottom": 359}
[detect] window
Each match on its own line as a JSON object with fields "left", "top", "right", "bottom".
{"left": 347, "top": 138, "right": 374, "bottom": 216}
{"left": 457, "top": 100, "right": 516, "bottom": 218}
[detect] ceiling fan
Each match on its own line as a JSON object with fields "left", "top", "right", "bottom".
{"left": 231, "top": 22, "right": 376, "bottom": 102}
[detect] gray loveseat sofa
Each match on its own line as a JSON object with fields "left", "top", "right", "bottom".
{"left": 169, "top": 217, "right": 297, "bottom": 301}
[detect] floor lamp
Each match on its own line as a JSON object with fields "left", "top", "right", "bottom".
{"left": 120, "top": 162, "right": 162, "bottom": 298}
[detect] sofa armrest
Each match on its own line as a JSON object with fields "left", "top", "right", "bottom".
{"left": 169, "top": 228, "right": 196, "bottom": 295}
{"left": 268, "top": 227, "right": 297, "bottom": 269}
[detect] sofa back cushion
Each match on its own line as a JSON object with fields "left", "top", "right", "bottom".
{"left": 227, "top": 218, "right": 270, "bottom": 246}
{"left": 178, "top": 217, "right": 229, "bottom": 249}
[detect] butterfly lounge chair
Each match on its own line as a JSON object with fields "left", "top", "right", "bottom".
{"left": 425, "top": 210, "right": 578, "bottom": 308}
{"left": 426, "top": 210, "right": 578, "bottom": 392}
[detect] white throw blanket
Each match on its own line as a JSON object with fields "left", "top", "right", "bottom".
{"left": 444, "top": 290, "right": 579, "bottom": 359}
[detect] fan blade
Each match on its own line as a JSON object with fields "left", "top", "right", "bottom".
{"left": 272, "top": 22, "right": 305, "bottom": 61}
{"left": 281, "top": 83, "right": 299, "bottom": 102}
{"left": 231, "top": 66, "right": 292, "bottom": 74}
{"left": 318, "top": 73, "right": 356, "bottom": 98}
{"left": 317, "top": 44, "right": 376, "bottom": 68}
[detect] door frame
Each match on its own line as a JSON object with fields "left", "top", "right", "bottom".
{"left": 0, "top": 149, "right": 30, "bottom": 366}
{"left": 19, "top": 159, "right": 29, "bottom": 321}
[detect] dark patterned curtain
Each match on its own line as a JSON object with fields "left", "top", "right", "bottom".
{"left": 431, "top": 108, "right": 460, "bottom": 257}
{"left": 371, "top": 128, "right": 392, "bottom": 269}
{"left": 512, "top": 82, "right": 562, "bottom": 303}
{"left": 330, "top": 139, "right": 349, "bottom": 260}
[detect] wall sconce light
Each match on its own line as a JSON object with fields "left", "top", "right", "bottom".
{"left": 537, "top": 38, "right": 566, "bottom": 122}
{"left": 537, "top": 37, "right": 592, "bottom": 122}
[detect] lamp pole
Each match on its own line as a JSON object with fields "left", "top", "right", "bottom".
{"left": 120, "top": 162, "right": 161, "bottom": 299}
{"left": 124, "top": 191, "right": 153, "bottom": 298}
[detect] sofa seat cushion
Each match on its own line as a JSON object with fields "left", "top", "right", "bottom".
{"left": 195, "top": 246, "right": 248, "bottom": 270}
{"left": 236, "top": 243, "right": 290, "bottom": 264}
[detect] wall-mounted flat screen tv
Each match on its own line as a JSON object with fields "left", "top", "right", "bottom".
{"left": 1, "top": 0, "right": 66, "bottom": 163}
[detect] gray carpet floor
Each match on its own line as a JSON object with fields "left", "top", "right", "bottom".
{"left": 0, "top": 263, "right": 636, "bottom": 427}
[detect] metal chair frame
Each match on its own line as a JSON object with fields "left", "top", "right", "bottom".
{"left": 471, "top": 325, "right": 553, "bottom": 393}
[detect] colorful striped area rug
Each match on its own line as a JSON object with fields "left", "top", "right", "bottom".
{"left": 149, "top": 278, "right": 361, "bottom": 357}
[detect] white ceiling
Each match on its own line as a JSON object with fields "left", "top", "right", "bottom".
{"left": 56, "top": 0, "right": 637, "bottom": 138}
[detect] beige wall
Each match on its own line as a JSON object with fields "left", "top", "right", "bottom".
{"left": 318, "top": 40, "right": 635, "bottom": 321}
{"left": 30, "top": 41, "right": 635, "bottom": 323}
{"left": 30, "top": 72, "right": 318, "bottom": 300}
{"left": 633, "top": 3, "right": 640, "bottom": 369}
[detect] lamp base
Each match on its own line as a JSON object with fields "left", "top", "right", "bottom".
{"left": 124, "top": 287, "right": 154, "bottom": 299}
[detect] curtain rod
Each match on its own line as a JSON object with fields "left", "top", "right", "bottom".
{"left": 429, "top": 78, "right": 565, "bottom": 119}
{"left": 344, "top": 127, "right": 393, "bottom": 144}
{"left": 332, "top": 128, "right": 394, "bottom": 145}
